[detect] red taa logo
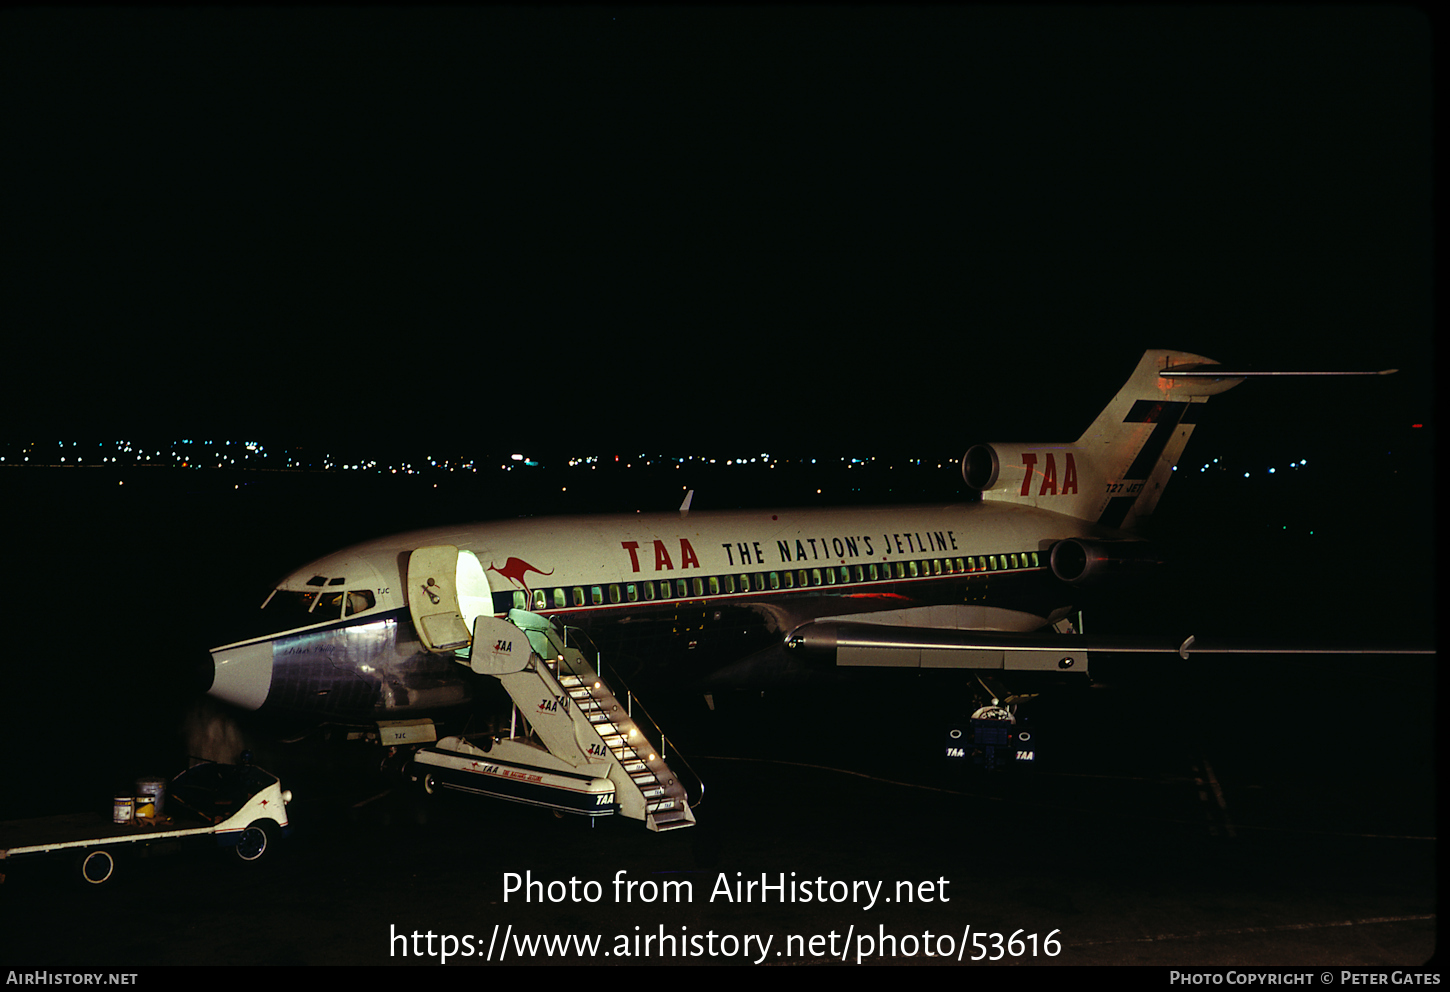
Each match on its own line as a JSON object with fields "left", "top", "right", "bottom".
{"left": 487, "top": 557, "right": 555, "bottom": 595}
{"left": 1019, "top": 452, "right": 1078, "bottom": 496}
{"left": 620, "top": 538, "right": 701, "bottom": 572}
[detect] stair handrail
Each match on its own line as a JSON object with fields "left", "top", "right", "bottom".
{"left": 560, "top": 624, "right": 705, "bottom": 812}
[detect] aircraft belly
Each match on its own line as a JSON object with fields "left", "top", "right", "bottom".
{"left": 575, "top": 602, "right": 777, "bottom": 681}
{"left": 566, "top": 571, "right": 1071, "bottom": 684}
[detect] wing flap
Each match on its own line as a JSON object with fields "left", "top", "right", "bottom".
{"left": 786, "top": 622, "right": 1090, "bottom": 674}
{"left": 785, "top": 622, "right": 1433, "bottom": 673}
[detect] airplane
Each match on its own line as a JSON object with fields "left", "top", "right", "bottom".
{"left": 201, "top": 350, "right": 1418, "bottom": 824}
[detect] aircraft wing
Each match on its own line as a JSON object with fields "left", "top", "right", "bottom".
{"left": 783, "top": 620, "right": 1433, "bottom": 674}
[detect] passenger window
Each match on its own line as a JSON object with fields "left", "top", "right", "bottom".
{"left": 591, "top": 586, "right": 603, "bottom": 605}
{"left": 512, "top": 590, "right": 528, "bottom": 610}
{"left": 532, "top": 589, "right": 547, "bottom": 610}
{"left": 738, "top": 574, "right": 750, "bottom": 592}
{"left": 345, "top": 590, "right": 376, "bottom": 616}
{"left": 812, "top": 568, "right": 823, "bottom": 585}
{"left": 853, "top": 565, "right": 864, "bottom": 582}
{"left": 553, "top": 588, "right": 566, "bottom": 609}
{"left": 573, "top": 587, "right": 585, "bottom": 606}
{"left": 644, "top": 581, "right": 656, "bottom": 601}
{"left": 626, "top": 583, "right": 638, "bottom": 603}
{"left": 692, "top": 577, "right": 704, "bottom": 597}
{"left": 908, "top": 561, "right": 919, "bottom": 578}
{"left": 676, "top": 579, "right": 688, "bottom": 598}
{"left": 825, "top": 567, "right": 836, "bottom": 585}
{"left": 724, "top": 574, "right": 736, "bottom": 593}
{"left": 708, "top": 576, "right": 720, "bottom": 596}
{"left": 868, "top": 564, "right": 879, "bottom": 581}
{"left": 609, "top": 584, "right": 620, "bottom": 604}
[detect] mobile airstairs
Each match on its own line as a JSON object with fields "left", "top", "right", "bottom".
{"left": 408, "top": 609, "right": 700, "bottom": 832}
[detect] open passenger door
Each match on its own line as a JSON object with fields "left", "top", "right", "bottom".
{"left": 406, "top": 546, "right": 472, "bottom": 652}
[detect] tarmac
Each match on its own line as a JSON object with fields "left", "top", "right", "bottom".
{"left": 1, "top": 655, "right": 1435, "bottom": 969}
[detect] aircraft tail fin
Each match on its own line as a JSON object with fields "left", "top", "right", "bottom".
{"left": 962, "top": 350, "right": 1244, "bottom": 532}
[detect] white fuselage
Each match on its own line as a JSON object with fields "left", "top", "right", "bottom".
{"left": 207, "top": 499, "right": 1111, "bottom": 725}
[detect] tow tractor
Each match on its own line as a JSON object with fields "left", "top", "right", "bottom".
{"left": 0, "top": 760, "right": 291, "bottom": 886}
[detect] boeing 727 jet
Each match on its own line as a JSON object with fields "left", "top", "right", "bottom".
{"left": 201, "top": 350, "right": 1412, "bottom": 827}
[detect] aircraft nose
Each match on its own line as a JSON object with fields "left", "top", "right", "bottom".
{"left": 208, "top": 640, "right": 274, "bottom": 711}
{"left": 194, "top": 650, "right": 215, "bottom": 694}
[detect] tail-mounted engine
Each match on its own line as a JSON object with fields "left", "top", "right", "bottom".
{"left": 1048, "top": 538, "right": 1165, "bottom": 586}
{"left": 962, "top": 442, "right": 1080, "bottom": 501}
{"left": 961, "top": 443, "right": 1005, "bottom": 491}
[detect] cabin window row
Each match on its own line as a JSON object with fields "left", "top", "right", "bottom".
{"left": 493, "top": 551, "right": 1043, "bottom": 613}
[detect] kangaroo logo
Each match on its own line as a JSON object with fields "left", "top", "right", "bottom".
{"left": 487, "top": 557, "right": 555, "bottom": 596}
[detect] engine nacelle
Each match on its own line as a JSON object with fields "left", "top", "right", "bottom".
{"left": 962, "top": 442, "right": 1081, "bottom": 500}
{"left": 962, "top": 443, "right": 1010, "bottom": 491}
{"left": 1049, "top": 538, "right": 1165, "bottom": 586}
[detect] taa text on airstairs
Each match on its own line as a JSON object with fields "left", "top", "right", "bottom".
{"left": 408, "top": 607, "right": 701, "bottom": 832}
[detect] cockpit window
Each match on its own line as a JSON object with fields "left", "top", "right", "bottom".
{"left": 262, "top": 590, "right": 345, "bottom": 624}
{"left": 259, "top": 584, "right": 375, "bottom": 621}
{"left": 344, "top": 590, "right": 376, "bottom": 616}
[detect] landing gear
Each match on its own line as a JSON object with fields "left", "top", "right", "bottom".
{"left": 945, "top": 676, "right": 1038, "bottom": 770}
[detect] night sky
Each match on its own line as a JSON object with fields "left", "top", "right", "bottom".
{"left": 4, "top": 7, "right": 1431, "bottom": 454}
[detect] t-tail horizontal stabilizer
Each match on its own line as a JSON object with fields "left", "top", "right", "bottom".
{"left": 963, "top": 351, "right": 1400, "bottom": 534}
{"left": 1160, "top": 365, "right": 1398, "bottom": 377}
